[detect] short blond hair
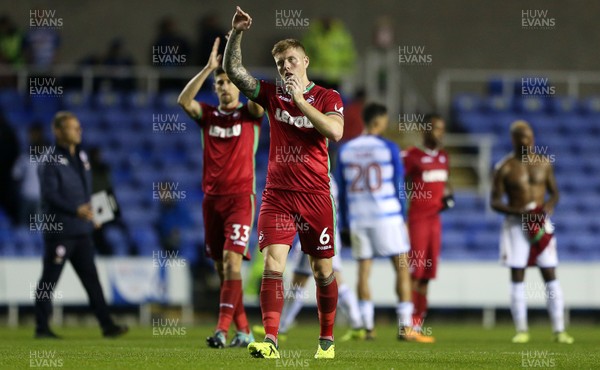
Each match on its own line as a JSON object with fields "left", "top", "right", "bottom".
{"left": 271, "top": 39, "right": 306, "bottom": 57}
{"left": 510, "top": 120, "right": 531, "bottom": 135}
{"left": 52, "top": 111, "right": 77, "bottom": 129}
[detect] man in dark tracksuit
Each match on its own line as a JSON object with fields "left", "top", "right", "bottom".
{"left": 35, "top": 111, "right": 127, "bottom": 339}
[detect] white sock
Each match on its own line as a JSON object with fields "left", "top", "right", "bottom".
{"left": 396, "top": 301, "right": 414, "bottom": 328}
{"left": 510, "top": 282, "right": 528, "bottom": 332}
{"left": 545, "top": 280, "right": 565, "bottom": 333}
{"left": 358, "top": 300, "right": 374, "bottom": 331}
{"left": 279, "top": 286, "right": 305, "bottom": 333}
{"left": 338, "top": 284, "right": 363, "bottom": 329}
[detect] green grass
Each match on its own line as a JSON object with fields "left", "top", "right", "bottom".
{"left": 0, "top": 323, "right": 598, "bottom": 369}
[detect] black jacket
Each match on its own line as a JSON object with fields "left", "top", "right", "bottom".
{"left": 38, "top": 145, "right": 94, "bottom": 239}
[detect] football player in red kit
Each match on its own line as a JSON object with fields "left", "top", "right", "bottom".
{"left": 178, "top": 37, "right": 264, "bottom": 348}
{"left": 403, "top": 114, "right": 454, "bottom": 341}
{"left": 223, "top": 6, "right": 343, "bottom": 360}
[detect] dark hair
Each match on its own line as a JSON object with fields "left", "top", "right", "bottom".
{"left": 213, "top": 66, "right": 226, "bottom": 78}
{"left": 52, "top": 111, "right": 76, "bottom": 129}
{"left": 271, "top": 38, "right": 307, "bottom": 57}
{"left": 362, "top": 103, "right": 387, "bottom": 126}
{"left": 423, "top": 113, "right": 442, "bottom": 124}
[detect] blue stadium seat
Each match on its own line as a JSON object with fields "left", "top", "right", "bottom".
{"left": 452, "top": 93, "right": 482, "bottom": 113}
{"left": 93, "top": 91, "right": 124, "bottom": 110}
{"left": 156, "top": 91, "right": 181, "bottom": 109}
{"left": 456, "top": 112, "right": 492, "bottom": 134}
{"left": 63, "top": 91, "right": 91, "bottom": 110}
{"left": 485, "top": 96, "right": 512, "bottom": 113}
{"left": 580, "top": 96, "right": 600, "bottom": 115}
{"left": 514, "top": 96, "right": 547, "bottom": 113}
{"left": 125, "top": 92, "right": 156, "bottom": 109}
{"left": 0, "top": 89, "right": 26, "bottom": 112}
{"left": 548, "top": 96, "right": 578, "bottom": 114}
{"left": 103, "top": 225, "right": 131, "bottom": 256}
{"left": 129, "top": 225, "right": 160, "bottom": 256}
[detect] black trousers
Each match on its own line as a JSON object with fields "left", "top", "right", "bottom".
{"left": 35, "top": 234, "right": 114, "bottom": 332}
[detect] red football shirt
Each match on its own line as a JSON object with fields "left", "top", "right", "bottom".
{"left": 403, "top": 146, "right": 450, "bottom": 219}
{"left": 250, "top": 80, "right": 343, "bottom": 194}
{"left": 195, "top": 102, "right": 261, "bottom": 196}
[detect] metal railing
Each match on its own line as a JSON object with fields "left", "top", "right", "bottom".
{"left": 443, "top": 133, "right": 495, "bottom": 196}
{"left": 0, "top": 65, "right": 279, "bottom": 96}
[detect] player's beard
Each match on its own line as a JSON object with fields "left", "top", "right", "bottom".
{"left": 220, "top": 93, "right": 233, "bottom": 105}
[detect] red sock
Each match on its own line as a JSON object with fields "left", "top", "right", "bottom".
{"left": 216, "top": 279, "right": 241, "bottom": 334}
{"left": 233, "top": 290, "right": 249, "bottom": 334}
{"left": 260, "top": 270, "right": 284, "bottom": 342}
{"left": 316, "top": 275, "right": 337, "bottom": 340}
{"left": 412, "top": 290, "right": 427, "bottom": 328}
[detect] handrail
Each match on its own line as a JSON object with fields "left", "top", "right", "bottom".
{"left": 443, "top": 133, "right": 495, "bottom": 196}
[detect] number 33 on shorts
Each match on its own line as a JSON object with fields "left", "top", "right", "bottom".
{"left": 230, "top": 223, "right": 250, "bottom": 246}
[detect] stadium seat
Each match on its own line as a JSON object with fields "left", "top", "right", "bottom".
{"left": 63, "top": 91, "right": 91, "bottom": 110}
{"left": 452, "top": 93, "right": 482, "bottom": 113}
{"left": 129, "top": 225, "right": 161, "bottom": 256}
{"left": 103, "top": 225, "right": 131, "bottom": 256}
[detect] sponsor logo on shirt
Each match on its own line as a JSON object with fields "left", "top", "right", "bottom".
{"left": 316, "top": 245, "right": 332, "bottom": 251}
{"left": 422, "top": 169, "right": 448, "bottom": 182}
{"left": 421, "top": 156, "right": 433, "bottom": 163}
{"left": 208, "top": 124, "right": 241, "bottom": 138}
{"left": 274, "top": 108, "right": 314, "bottom": 128}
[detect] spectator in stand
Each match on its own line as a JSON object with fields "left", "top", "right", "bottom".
{"left": 197, "top": 13, "right": 226, "bottom": 67}
{"left": 102, "top": 38, "right": 135, "bottom": 91}
{"left": 0, "top": 15, "right": 23, "bottom": 66}
{"left": 23, "top": 9, "right": 60, "bottom": 67}
{"left": 152, "top": 16, "right": 191, "bottom": 89}
{"left": 302, "top": 16, "right": 356, "bottom": 90}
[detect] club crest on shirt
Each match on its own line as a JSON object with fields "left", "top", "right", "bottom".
{"left": 79, "top": 151, "right": 91, "bottom": 170}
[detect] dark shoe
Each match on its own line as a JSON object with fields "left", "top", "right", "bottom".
{"left": 103, "top": 324, "right": 129, "bottom": 338}
{"left": 206, "top": 331, "right": 226, "bottom": 348}
{"left": 35, "top": 330, "right": 62, "bottom": 339}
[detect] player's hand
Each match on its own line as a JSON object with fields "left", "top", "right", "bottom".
{"left": 231, "top": 6, "right": 252, "bottom": 32}
{"left": 340, "top": 229, "right": 352, "bottom": 247}
{"left": 285, "top": 74, "right": 305, "bottom": 102}
{"left": 542, "top": 203, "right": 554, "bottom": 215}
{"left": 76, "top": 203, "right": 94, "bottom": 221}
{"left": 206, "top": 37, "right": 221, "bottom": 70}
{"left": 439, "top": 194, "right": 455, "bottom": 212}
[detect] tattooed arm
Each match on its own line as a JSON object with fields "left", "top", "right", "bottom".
{"left": 223, "top": 6, "right": 258, "bottom": 99}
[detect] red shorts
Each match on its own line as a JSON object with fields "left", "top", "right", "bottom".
{"left": 257, "top": 188, "right": 336, "bottom": 258}
{"left": 203, "top": 193, "right": 255, "bottom": 261}
{"left": 408, "top": 215, "right": 441, "bottom": 280}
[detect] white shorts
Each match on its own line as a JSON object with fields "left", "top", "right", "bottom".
{"left": 350, "top": 222, "right": 410, "bottom": 260}
{"left": 292, "top": 233, "right": 343, "bottom": 275}
{"left": 499, "top": 215, "right": 558, "bottom": 268}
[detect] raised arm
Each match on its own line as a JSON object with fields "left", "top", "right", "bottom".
{"left": 223, "top": 6, "right": 258, "bottom": 99}
{"left": 177, "top": 37, "right": 222, "bottom": 119}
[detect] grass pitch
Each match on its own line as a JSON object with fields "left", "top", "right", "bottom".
{"left": 0, "top": 323, "right": 598, "bottom": 369}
